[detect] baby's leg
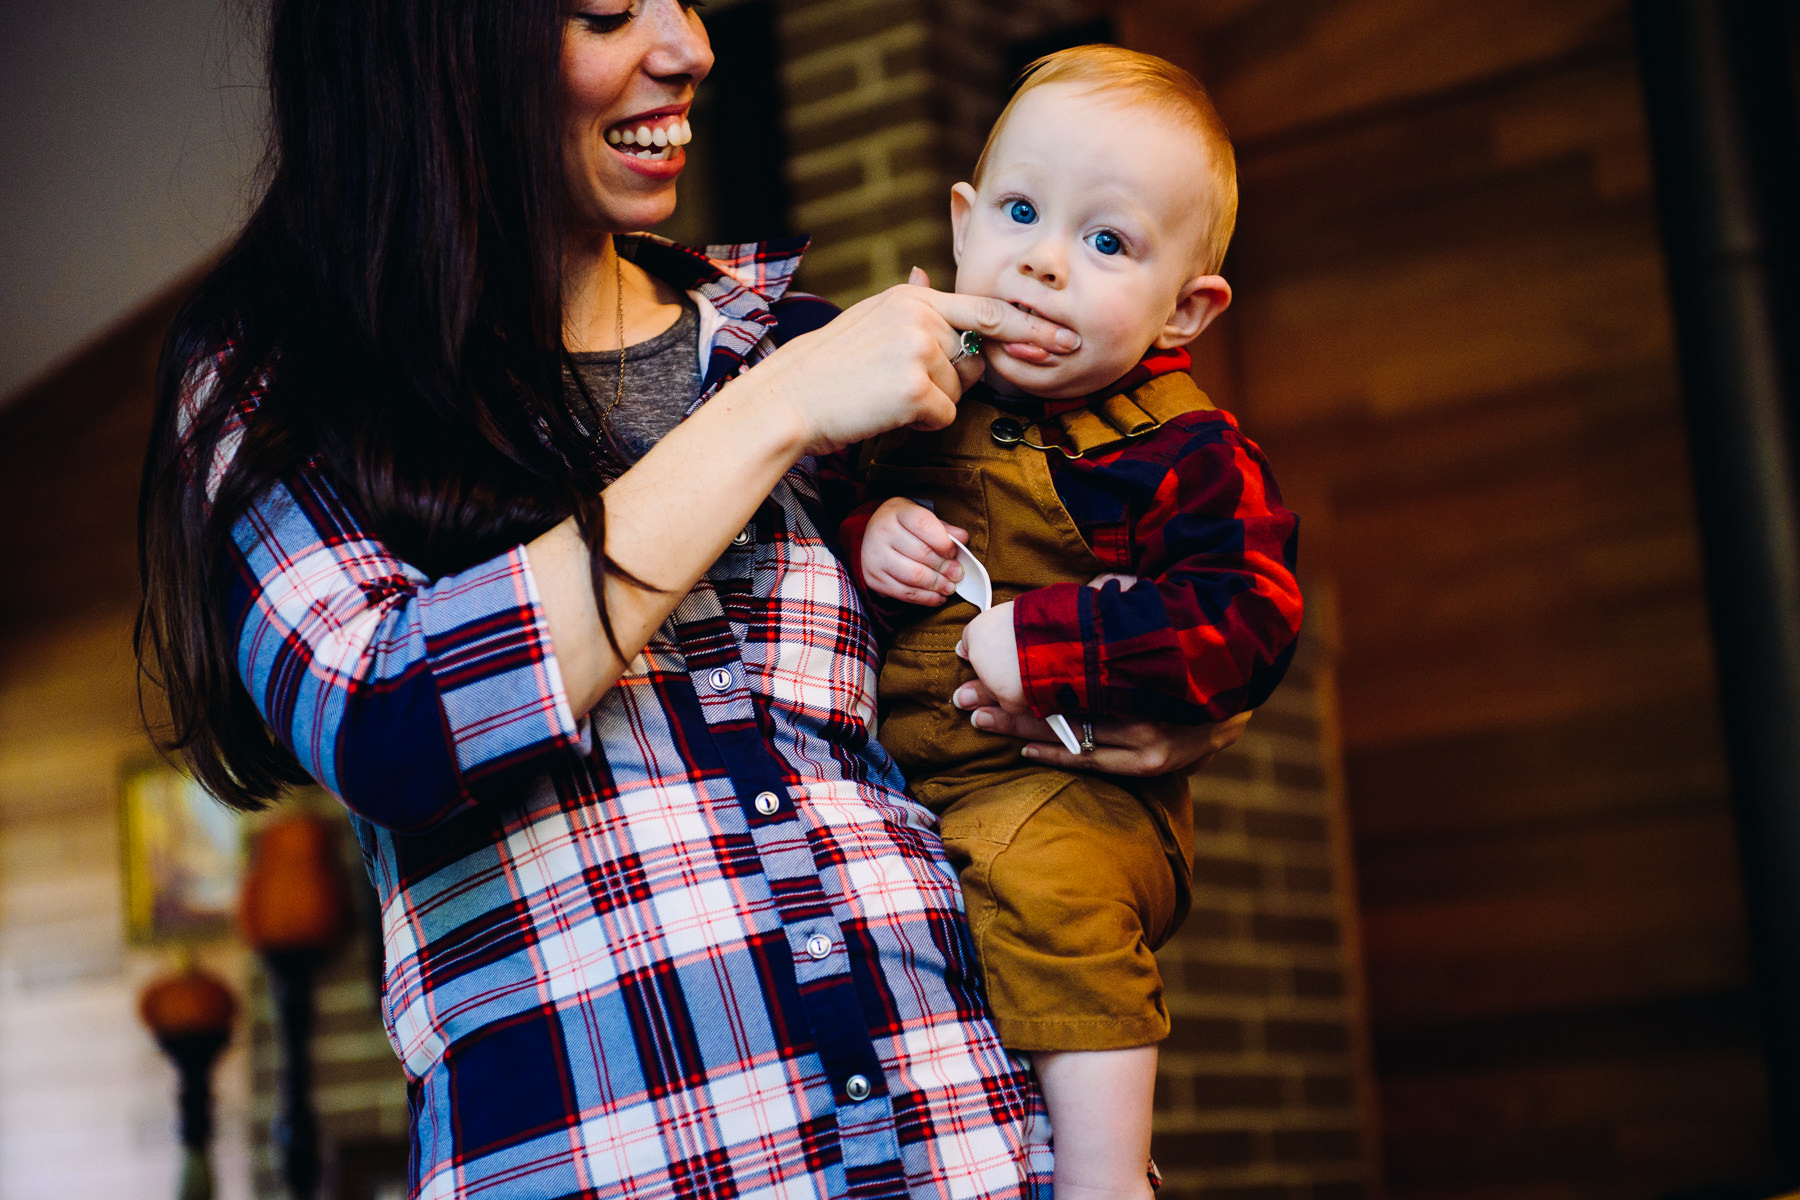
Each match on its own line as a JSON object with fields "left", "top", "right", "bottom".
{"left": 1034, "top": 1047, "right": 1158, "bottom": 1200}
{"left": 934, "top": 770, "right": 1187, "bottom": 1200}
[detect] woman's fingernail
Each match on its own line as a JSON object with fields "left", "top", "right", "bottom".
{"left": 1021, "top": 745, "right": 1040, "bottom": 759}
{"left": 972, "top": 711, "right": 994, "bottom": 731}
{"left": 1055, "top": 329, "right": 1081, "bottom": 350}
{"left": 954, "top": 686, "right": 975, "bottom": 708}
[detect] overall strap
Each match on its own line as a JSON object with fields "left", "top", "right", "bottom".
{"left": 1042, "top": 372, "right": 1216, "bottom": 458}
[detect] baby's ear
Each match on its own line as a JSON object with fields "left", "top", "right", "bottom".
{"left": 950, "top": 183, "right": 978, "bottom": 266}
{"left": 1156, "top": 273, "right": 1232, "bottom": 348}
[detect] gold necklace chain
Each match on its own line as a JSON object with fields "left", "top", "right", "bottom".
{"left": 598, "top": 246, "right": 626, "bottom": 424}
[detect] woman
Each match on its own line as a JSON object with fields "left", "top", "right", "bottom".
{"left": 137, "top": 2, "right": 1243, "bottom": 1196}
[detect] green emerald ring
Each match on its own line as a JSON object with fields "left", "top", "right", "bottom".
{"left": 951, "top": 329, "right": 983, "bottom": 364}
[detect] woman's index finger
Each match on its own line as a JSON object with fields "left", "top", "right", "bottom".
{"left": 919, "top": 289, "right": 1081, "bottom": 353}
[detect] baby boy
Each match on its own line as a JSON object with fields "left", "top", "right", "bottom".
{"left": 843, "top": 46, "right": 1304, "bottom": 1200}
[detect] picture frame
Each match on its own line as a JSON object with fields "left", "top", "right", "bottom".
{"left": 120, "top": 759, "right": 246, "bottom": 944}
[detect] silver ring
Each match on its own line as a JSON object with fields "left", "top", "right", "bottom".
{"left": 950, "top": 329, "right": 982, "bottom": 364}
{"left": 1079, "top": 722, "right": 1096, "bottom": 753}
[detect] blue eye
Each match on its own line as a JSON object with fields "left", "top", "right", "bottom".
{"left": 1006, "top": 200, "right": 1038, "bottom": 225}
{"left": 1088, "top": 230, "right": 1124, "bottom": 256}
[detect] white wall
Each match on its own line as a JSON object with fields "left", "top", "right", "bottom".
{"left": 0, "top": 0, "right": 263, "bottom": 404}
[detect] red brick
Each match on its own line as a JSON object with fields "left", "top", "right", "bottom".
{"left": 1250, "top": 911, "right": 1340, "bottom": 946}
{"left": 1191, "top": 1071, "right": 1285, "bottom": 1108}
{"left": 1263, "top": 1018, "right": 1352, "bottom": 1055}
{"left": 1292, "top": 967, "right": 1347, "bottom": 998}
{"left": 1185, "top": 905, "right": 1237, "bottom": 939}
{"left": 1167, "top": 1015, "right": 1248, "bottom": 1053}
{"left": 1192, "top": 800, "right": 1236, "bottom": 833}
{"left": 1272, "top": 1128, "right": 1362, "bottom": 1164}
{"left": 1301, "top": 1074, "right": 1356, "bottom": 1108}
{"left": 1244, "top": 809, "right": 1329, "bottom": 844}
{"left": 1273, "top": 760, "right": 1327, "bottom": 791}
{"left": 1151, "top": 1129, "right": 1260, "bottom": 1170}
{"left": 790, "top": 160, "right": 866, "bottom": 207}
{"left": 783, "top": 2, "right": 926, "bottom": 60}
{"left": 1282, "top": 864, "right": 1336, "bottom": 894}
{"left": 1193, "top": 853, "right": 1266, "bottom": 890}
{"left": 1186, "top": 960, "right": 1278, "bottom": 996}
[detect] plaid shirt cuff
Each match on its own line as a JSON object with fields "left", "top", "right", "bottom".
{"left": 1013, "top": 582, "right": 1094, "bottom": 718}
{"left": 422, "top": 545, "right": 585, "bottom": 785}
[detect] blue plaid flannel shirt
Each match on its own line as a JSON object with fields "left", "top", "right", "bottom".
{"left": 212, "top": 236, "right": 1053, "bottom": 1200}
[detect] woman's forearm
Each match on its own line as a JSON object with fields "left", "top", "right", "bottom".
{"left": 527, "top": 374, "right": 808, "bottom": 714}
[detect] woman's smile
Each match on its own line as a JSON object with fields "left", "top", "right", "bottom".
{"left": 560, "top": 0, "right": 712, "bottom": 231}
{"left": 603, "top": 110, "right": 693, "bottom": 162}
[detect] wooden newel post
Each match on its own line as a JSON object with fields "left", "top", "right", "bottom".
{"left": 239, "top": 816, "right": 349, "bottom": 1200}
{"left": 140, "top": 963, "right": 238, "bottom": 1200}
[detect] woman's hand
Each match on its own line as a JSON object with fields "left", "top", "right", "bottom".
{"left": 952, "top": 676, "right": 1253, "bottom": 777}
{"left": 748, "top": 268, "right": 1080, "bottom": 456}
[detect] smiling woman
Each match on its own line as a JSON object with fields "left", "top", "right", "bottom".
{"left": 131, "top": 0, "right": 1125, "bottom": 1196}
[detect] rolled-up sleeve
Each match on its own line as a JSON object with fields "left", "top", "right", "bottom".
{"left": 226, "top": 463, "right": 582, "bottom": 831}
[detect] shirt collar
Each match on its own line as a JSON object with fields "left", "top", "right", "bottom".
{"left": 617, "top": 234, "right": 809, "bottom": 389}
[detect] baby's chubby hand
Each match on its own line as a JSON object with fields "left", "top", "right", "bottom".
{"left": 861, "top": 498, "right": 968, "bottom": 606}
{"left": 956, "top": 602, "right": 1027, "bottom": 712}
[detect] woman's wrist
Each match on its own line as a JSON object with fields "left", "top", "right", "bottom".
{"left": 705, "top": 364, "right": 813, "bottom": 465}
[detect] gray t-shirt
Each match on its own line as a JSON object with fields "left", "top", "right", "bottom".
{"left": 567, "top": 298, "right": 703, "bottom": 461}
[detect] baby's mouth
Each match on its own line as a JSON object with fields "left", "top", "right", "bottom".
{"left": 1003, "top": 301, "right": 1070, "bottom": 364}
{"left": 605, "top": 115, "right": 693, "bottom": 161}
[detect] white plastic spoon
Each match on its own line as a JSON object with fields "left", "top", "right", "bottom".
{"left": 947, "top": 537, "right": 1084, "bottom": 756}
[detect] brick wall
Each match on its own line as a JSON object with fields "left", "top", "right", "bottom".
{"left": 1156, "top": 607, "right": 1379, "bottom": 1200}
{"left": 776, "top": 0, "right": 1086, "bottom": 302}
{"left": 774, "top": 3, "right": 1380, "bottom": 1195}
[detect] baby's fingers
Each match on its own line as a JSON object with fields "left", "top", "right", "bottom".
{"left": 895, "top": 505, "right": 965, "bottom": 574}
{"left": 868, "top": 565, "right": 951, "bottom": 607}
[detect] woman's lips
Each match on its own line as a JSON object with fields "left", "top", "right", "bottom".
{"left": 613, "top": 144, "right": 685, "bottom": 179}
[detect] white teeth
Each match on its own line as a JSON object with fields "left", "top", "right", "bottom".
{"left": 608, "top": 119, "right": 689, "bottom": 154}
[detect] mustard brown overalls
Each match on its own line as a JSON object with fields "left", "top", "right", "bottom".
{"left": 862, "top": 372, "right": 1213, "bottom": 1051}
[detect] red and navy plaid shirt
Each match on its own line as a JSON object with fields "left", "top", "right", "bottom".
{"left": 839, "top": 348, "right": 1302, "bottom": 724}
{"left": 204, "top": 236, "right": 1052, "bottom": 1200}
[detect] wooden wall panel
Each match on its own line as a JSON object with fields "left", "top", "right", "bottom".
{"left": 1112, "top": 0, "right": 1777, "bottom": 1196}
{"left": 0, "top": 614, "right": 256, "bottom": 1200}
{"left": 0, "top": 287, "right": 258, "bottom": 1199}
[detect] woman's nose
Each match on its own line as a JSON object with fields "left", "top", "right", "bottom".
{"left": 645, "top": 0, "right": 714, "bottom": 84}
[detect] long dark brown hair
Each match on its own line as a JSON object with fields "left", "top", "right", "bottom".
{"left": 137, "top": 0, "right": 636, "bottom": 810}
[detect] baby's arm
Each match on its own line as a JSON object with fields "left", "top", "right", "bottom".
{"left": 999, "top": 421, "right": 1302, "bottom": 723}
{"left": 859, "top": 497, "right": 968, "bottom": 608}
